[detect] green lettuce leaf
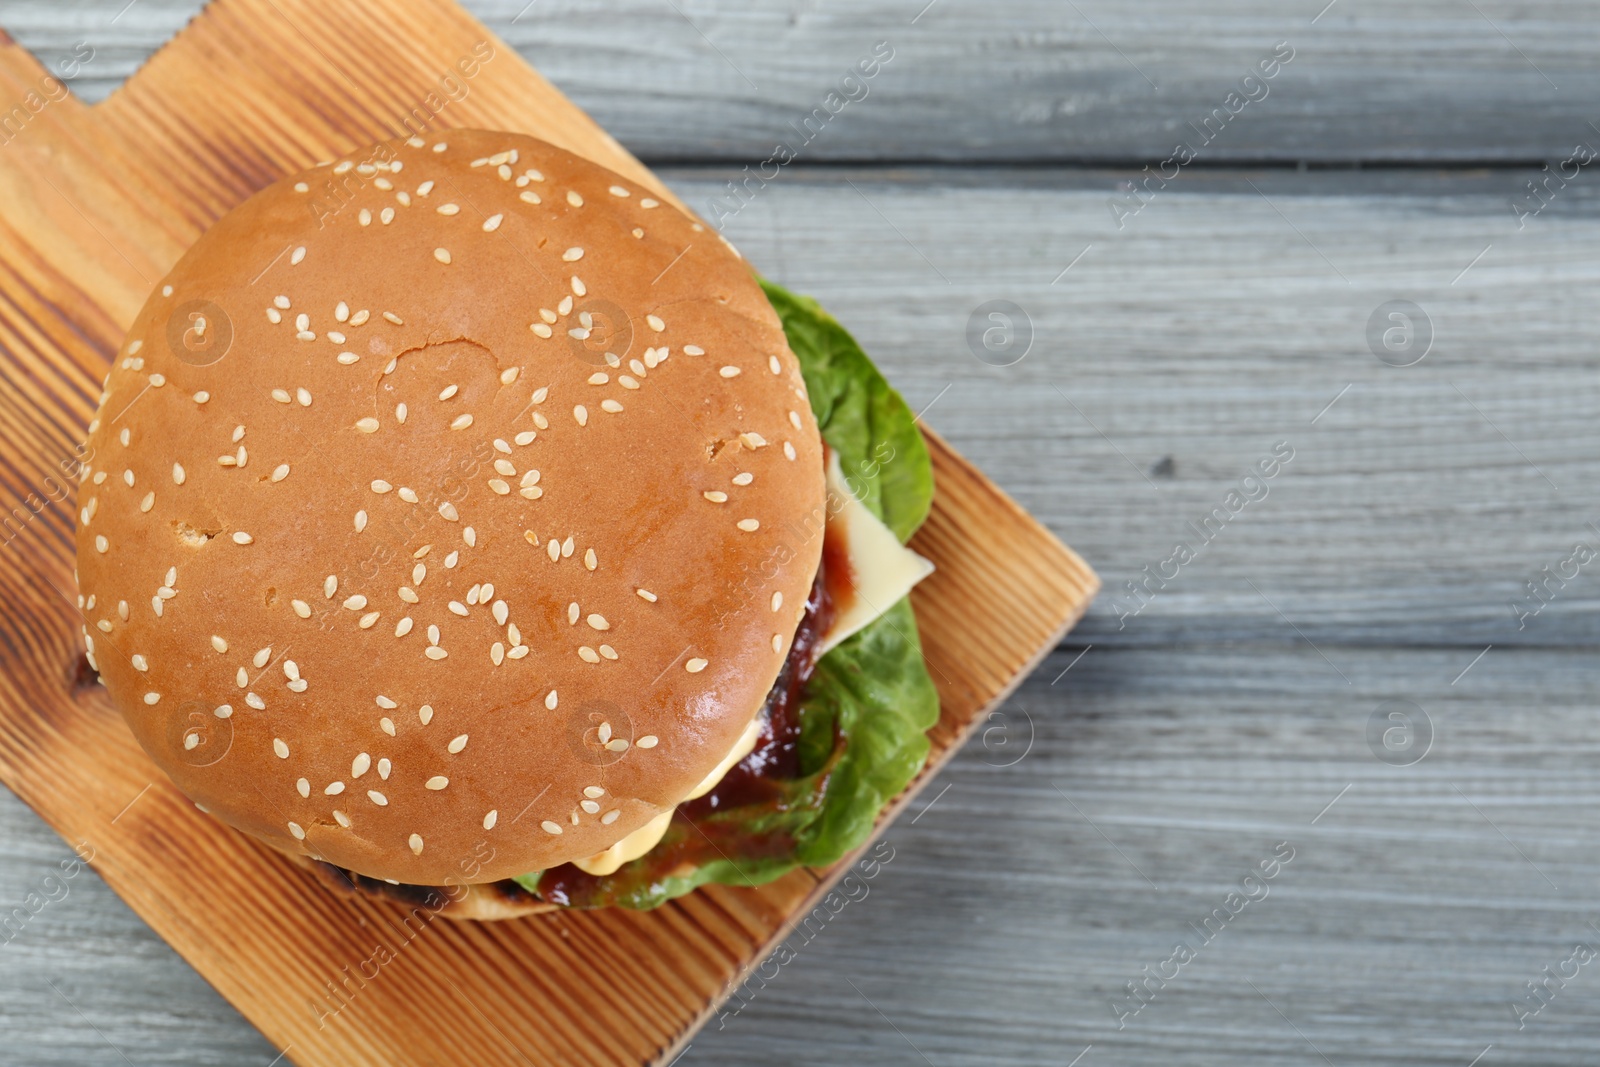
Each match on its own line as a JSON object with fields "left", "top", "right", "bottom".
{"left": 523, "top": 282, "right": 938, "bottom": 909}
{"left": 760, "top": 280, "right": 934, "bottom": 542}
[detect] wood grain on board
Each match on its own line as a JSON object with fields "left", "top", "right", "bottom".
{"left": 0, "top": 1, "right": 1096, "bottom": 1064}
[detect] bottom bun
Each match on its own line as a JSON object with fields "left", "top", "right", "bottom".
{"left": 285, "top": 851, "right": 558, "bottom": 921}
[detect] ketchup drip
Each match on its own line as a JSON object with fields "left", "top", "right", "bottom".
{"left": 536, "top": 556, "right": 838, "bottom": 908}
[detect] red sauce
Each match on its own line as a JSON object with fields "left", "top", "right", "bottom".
{"left": 820, "top": 503, "right": 856, "bottom": 623}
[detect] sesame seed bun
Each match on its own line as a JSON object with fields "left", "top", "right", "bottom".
{"left": 74, "top": 130, "right": 826, "bottom": 887}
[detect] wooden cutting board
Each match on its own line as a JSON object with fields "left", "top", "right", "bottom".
{"left": 0, "top": 2, "right": 1098, "bottom": 1063}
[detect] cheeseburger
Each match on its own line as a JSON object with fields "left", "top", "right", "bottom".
{"left": 74, "top": 130, "right": 937, "bottom": 918}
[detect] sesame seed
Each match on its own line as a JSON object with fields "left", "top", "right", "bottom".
{"left": 531, "top": 323, "right": 553, "bottom": 338}
{"left": 418, "top": 180, "right": 435, "bottom": 196}
{"left": 383, "top": 311, "right": 404, "bottom": 325}
{"left": 720, "top": 366, "right": 741, "bottom": 378}
{"left": 605, "top": 737, "right": 627, "bottom": 751}
{"left": 568, "top": 602, "right": 580, "bottom": 625}
{"left": 578, "top": 646, "right": 600, "bottom": 663}
{"left": 272, "top": 388, "right": 291, "bottom": 404}
{"left": 438, "top": 501, "right": 459, "bottom": 521}
{"left": 324, "top": 575, "right": 338, "bottom": 598}
{"left": 784, "top": 441, "right": 797, "bottom": 461}
{"left": 352, "top": 753, "right": 371, "bottom": 778}
{"left": 325, "top": 781, "right": 345, "bottom": 796}
{"left": 483, "top": 213, "right": 503, "bottom": 232}
{"left": 686, "top": 658, "right": 708, "bottom": 673}
{"left": 584, "top": 548, "right": 597, "bottom": 571}
{"left": 519, "top": 190, "right": 541, "bottom": 205}
{"left": 235, "top": 667, "right": 248, "bottom": 687}
{"left": 493, "top": 600, "right": 509, "bottom": 625}
{"left": 483, "top": 810, "right": 498, "bottom": 830}
{"left": 740, "top": 432, "right": 768, "bottom": 449}
{"left": 380, "top": 717, "right": 396, "bottom": 735}
{"left": 447, "top": 734, "right": 469, "bottom": 754}
{"left": 437, "top": 203, "right": 460, "bottom": 216}
{"left": 274, "top": 296, "right": 291, "bottom": 310}
{"left": 601, "top": 810, "right": 620, "bottom": 825}
{"left": 395, "top": 616, "right": 413, "bottom": 636}
{"left": 338, "top": 352, "right": 359, "bottom": 365}
{"left": 293, "top": 600, "right": 311, "bottom": 618}
{"left": 194, "top": 392, "right": 210, "bottom": 404}
{"left": 547, "top": 539, "right": 560, "bottom": 562}
{"left": 574, "top": 405, "right": 588, "bottom": 426}
{"left": 448, "top": 601, "right": 469, "bottom": 617}
{"left": 434, "top": 248, "right": 452, "bottom": 264}
{"left": 451, "top": 413, "right": 473, "bottom": 430}
{"left": 345, "top": 594, "right": 368, "bottom": 611}
{"left": 398, "top": 487, "right": 418, "bottom": 502}
{"left": 562, "top": 536, "right": 574, "bottom": 557}
{"left": 273, "top": 738, "right": 289, "bottom": 758}
{"left": 369, "top": 790, "right": 388, "bottom": 806}
{"left": 533, "top": 413, "right": 549, "bottom": 429}
{"left": 587, "top": 614, "right": 610, "bottom": 631}
{"left": 566, "top": 190, "right": 583, "bottom": 207}
{"left": 271, "top": 464, "right": 289, "bottom": 482}
{"left": 580, "top": 800, "right": 600, "bottom": 814}
{"left": 733, "top": 472, "right": 754, "bottom": 486}
{"left": 372, "top": 480, "right": 392, "bottom": 494}
{"left": 599, "top": 644, "right": 617, "bottom": 660}
{"left": 351, "top": 309, "right": 371, "bottom": 325}
{"left": 267, "top": 308, "right": 282, "bottom": 324}
{"left": 131, "top": 654, "right": 148, "bottom": 671}
{"left": 501, "top": 367, "right": 520, "bottom": 385}
{"left": 172, "top": 463, "right": 186, "bottom": 485}
{"left": 424, "top": 776, "right": 449, "bottom": 791}
{"left": 642, "top": 198, "right": 659, "bottom": 209}
{"left": 399, "top": 587, "right": 420, "bottom": 603}
{"left": 571, "top": 276, "right": 587, "bottom": 296}
{"left": 333, "top": 810, "right": 351, "bottom": 829}
{"left": 291, "top": 246, "right": 306, "bottom": 265}
{"left": 354, "top": 510, "right": 368, "bottom": 532}
{"left": 636, "top": 588, "right": 657, "bottom": 602}
{"left": 545, "top": 690, "right": 558, "bottom": 710}
{"left": 419, "top": 705, "right": 433, "bottom": 725}
{"left": 254, "top": 646, "right": 272, "bottom": 668}
{"left": 288, "top": 822, "right": 305, "bottom": 840}
{"left": 296, "top": 778, "right": 310, "bottom": 797}
{"left": 684, "top": 345, "right": 705, "bottom": 356}
{"left": 601, "top": 399, "right": 623, "bottom": 413}
{"left": 297, "top": 387, "right": 313, "bottom": 406}
{"left": 356, "top": 417, "right": 380, "bottom": 433}
{"left": 409, "top": 834, "right": 424, "bottom": 855}
{"left": 232, "top": 532, "right": 253, "bottom": 545}
{"left": 541, "top": 820, "right": 563, "bottom": 835}
{"left": 211, "top": 635, "right": 228, "bottom": 653}
{"left": 335, "top": 302, "right": 349, "bottom": 322}
{"left": 139, "top": 491, "right": 155, "bottom": 513}
{"left": 769, "top": 355, "right": 782, "bottom": 374}
{"left": 359, "top": 611, "right": 380, "bottom": 628}
{"left": 425, "top": 647, "right": 448, "bottom": 660}
{"left": 737, "top": 519, "right": 760, "bottom": 531}
{"left": 637, "top": 735, "right": 660, "bottom": 749}
{"left": 246, "top": 692, "right": 265, "bottom": 710}
{"left": 563, "top": 247, "right": 584, "bottom": 261}
{"left": 703, "top": 491, "right": 728, "bottom": 503}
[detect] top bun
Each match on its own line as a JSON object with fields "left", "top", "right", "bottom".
{"left": 74, "top": 130, "right": 825, "bottom": 886}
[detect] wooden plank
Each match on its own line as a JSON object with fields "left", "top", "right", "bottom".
{"left": 678, "top": 165, "right": 1600, "bottom": 650}
{"left": 0, "top": 3, "right": 1095, "bottom": 1066}
{"left": 9, "top": 641, "right": 1600, "bottom": 1065}
{"left": 689, "top": 643, "right": 1600, "bottom": 1066}
{"left": 10, "top": 0, "right": 1600, "bottom": 163}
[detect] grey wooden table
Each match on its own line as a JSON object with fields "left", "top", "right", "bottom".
{"left": 6, "top": 2, "right": 1600, "bottom": 1064}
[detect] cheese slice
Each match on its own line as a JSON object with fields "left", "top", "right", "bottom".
{"left": 568, "top": 452, "right": 931, "bottom": 876}
{"left": 818, "top": 448, "right": 935, "bottom": 654}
